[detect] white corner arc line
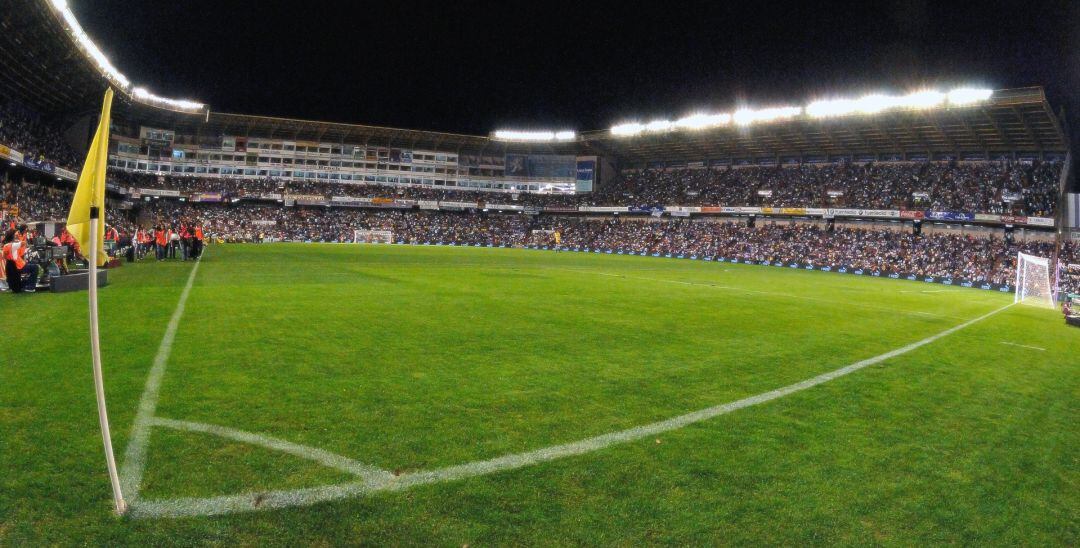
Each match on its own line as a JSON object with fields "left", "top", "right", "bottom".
{"left": 119, "top": 257, "right": 203, "bottom": 502}
{"left": 127, "top": 302, "right": 1013, "bottom": 519}
{"left": 151, "top": 417, "right": 393, "bottom": 483}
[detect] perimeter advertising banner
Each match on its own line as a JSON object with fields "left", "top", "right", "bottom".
{"left": 55, "top": 167, "right": 77, "bottom": 181}
{"left": 191, "top": 192, "right": 223, "bottom": 203}
{"left": 138, "top": 188, "right": 182, "bottom": 197}
{"left": 438, "top": 201, "right": 478, "bottom": 210}
{"left": 579, "top": 206, "right": 629, "bottom": 212}
{"left": 926, "top": 211, "right": 975, "bottom": 221}
{"left": 999, "top": 215, "right": 1028, "bottom": 225}
{"left": 332, "top": 196, "right": 373, "bottom": 204}
{"left": 0, "top": 144, "right": 23, "bottom": 163}
{"left": 23, "top": 156, "right": 55, "bottom": 173}
{"left": 826, "top": 208, "right": 901, "bottom": 218}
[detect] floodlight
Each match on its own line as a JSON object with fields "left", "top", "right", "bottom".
{"left": 899, "top": 90, "right": 946, "bottom": 109}
{"left": 674, "top": 112, "right": 731, "bottom": 130}
{"left": 645, "top": 120, "right": 673, "bottom": 132}
{"left": 611, "top": 122, "right": 645, "bottom": 137}
{"left": 492, "top": 130, "right": 576, "bottom": 142}
{"left": 733, "top": 106, "right": 801, "bottom": 126}
{"left": 947, "top": 88, "right": 993, "bottom": 105}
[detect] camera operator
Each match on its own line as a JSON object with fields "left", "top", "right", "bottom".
{"left": 3, "top": 228, "right": 40, "bottom": 293}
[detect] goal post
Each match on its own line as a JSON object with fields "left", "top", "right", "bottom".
{"left": 1015, "top": 252, "right": 1055, "bottom": 308}
{"left": 352, "top": 229, "right": 393, "bottom": 244}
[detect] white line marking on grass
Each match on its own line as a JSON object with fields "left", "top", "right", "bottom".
{"left": 151, "top": 417, "right": 394, "bottom": 483}
{"left": 119, "top": 257, "right": 202, "bottom": 502}
{"left": 127, "top": 302, "right": 1013, "bottom": 519}
{"left": 999, "top": 341, "right": 1046, "bottom": 352}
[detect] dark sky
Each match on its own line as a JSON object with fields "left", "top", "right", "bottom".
{"left": 73, "top": 0, "right": 1077, "bottom": 136}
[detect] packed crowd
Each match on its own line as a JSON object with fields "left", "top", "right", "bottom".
{"left": 5, "top": 172, "right": 1078, "bottom": 294}
{"left": 0, "top": 99, "right": 80, "bottom": 170}
{"left": 603, "top": 162, "right": 1061, "bottom": 215}
{"left": 108, "top": 160, "right": 1062, "bottom": 216}
{"left": 1, "top": 180, "right": 127, "bottom": 227}
{"left": 136, "top": 199, "right": 1078, "bottom": 291}
{"left": 532, "top": 218, "right": 1075, "bottom": 287}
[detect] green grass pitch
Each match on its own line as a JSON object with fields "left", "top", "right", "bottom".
{"left": 2, "top": 244, "right": 1077, "bottom": 545}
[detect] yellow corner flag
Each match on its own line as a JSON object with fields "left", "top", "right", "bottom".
{"left": 67, "top": 88, "right": 113, "bottom": 266}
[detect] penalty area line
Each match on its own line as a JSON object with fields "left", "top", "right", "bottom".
{"left": 127, "top": 301, "right": 1013, "bottom": 519}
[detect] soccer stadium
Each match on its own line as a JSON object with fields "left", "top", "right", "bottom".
{"left": 2, "top": 0, "right": 1078, "bottom": 544}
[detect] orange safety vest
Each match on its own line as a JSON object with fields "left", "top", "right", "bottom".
{"left": 3, "top": 241, "right": 27, "bottom": 269}
{"left": 195, "top": 227, "right": 204, "bottom": 241}
{"left": 155, "top": 230, "right": 167, "bottom": 246}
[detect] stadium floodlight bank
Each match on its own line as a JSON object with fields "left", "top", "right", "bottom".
{"left": 353, "top": 229, "right": 393, "bottom": 244}
{"left": 1014, "top": 252, "right": 1055, "bottom": 308}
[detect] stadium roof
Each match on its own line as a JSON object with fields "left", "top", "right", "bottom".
{"left": 0, "top": 0, "right": 107, "bottom": 114}
{"left": 580, "top": 87, "right": 1068, "bottom": 164}
{"left": 0, "top": 0, "right": 1068, "bottom": 162}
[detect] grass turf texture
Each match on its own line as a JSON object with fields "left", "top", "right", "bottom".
{"left": 1, "top": 243, "right": 1076, "bottom": 545}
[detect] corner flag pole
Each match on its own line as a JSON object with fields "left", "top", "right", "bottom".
{"left": 88, "top": 206, "right": 125, "bottom": 514}
{"left": 69, "top": 87, "right": 126, "bottom": 514}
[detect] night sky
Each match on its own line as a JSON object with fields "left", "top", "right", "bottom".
{"left": 72, "top": 0, "right": 1077, "bottom": 136}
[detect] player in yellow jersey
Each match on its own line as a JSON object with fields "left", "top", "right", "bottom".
{"left": 553, "top": 230, "right": 562, "bottom": 253}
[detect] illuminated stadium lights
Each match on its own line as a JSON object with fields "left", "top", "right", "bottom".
{"left": 492, "top": 130, "right": 576, "bottom": 142}
{"left": 49, "top": 0, "right": 129, "bottom": 88}
{"left": 806, "top": 91, "right": 946, "bottom": 118}
{"left": 732, "top": 106, "right": 802, "bottom": 126}
{"left": 612, "top": 113, "right": 733, "bottom": 137}
{"left": 611, "top": 122, "right": 646, "bottom": 137}
{"left": 46, "top": 0, "right": 205, "bottom": 112}
{"left": 645, "top": 120, "right": 673, "bottom": 132}
{"left": 673, "top": 112, "right": 732, "bottom": 130}
{"left": 131, "top": 87, "right": 205, "bottom": 112}
{"left": 947, "top": 87, "right": 994, "bottom": 105}
{"left": 806, "top": 88, "right": 991, "bottom": 118}
{"left": 611, "top": 86, "right": 995, "bottom": 137}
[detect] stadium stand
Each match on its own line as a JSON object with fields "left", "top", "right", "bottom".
{"left": 94, "top": 160, "right": 1063, "bottom": 216}
{"left": 0, "top": 0, "right": 1073, "bottom": 299}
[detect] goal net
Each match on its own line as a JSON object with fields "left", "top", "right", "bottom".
{"left": 353, "top": 229, "right": 393, "bottom": 244}
{"left": 1014, "top": 252, "right": 1054, "bottom": 308}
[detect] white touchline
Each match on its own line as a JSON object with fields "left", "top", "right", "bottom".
{"left": 999, "top": 341, "right": 1046, "bottom": 351}
{"left": 124, "top": 298, "right": 1013, "bottom": 519}
{"left": 119, "top": 256, "right": 203, "bottom": 502}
